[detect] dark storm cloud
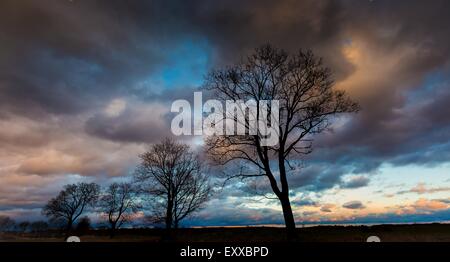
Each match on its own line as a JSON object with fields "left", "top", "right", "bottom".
{"left": 182, "top": 0, "right": 450, "bottom": 192}
{"left": 306, "top": 72, "right": 450, "bottom": 187}
{"left": 289, "top": 0, "right": 450, "bottom": 189}
{"left": 0, "top": 0, "right": 205, "bottom": 117}
{"left": 288, "top": 163, "right": 349, "bottom": 191}
{"left": 186, "top": 0, "right": 352, "bottom": 75}
{"left": 0, "top": 0, "right": 376, "bottom": 117}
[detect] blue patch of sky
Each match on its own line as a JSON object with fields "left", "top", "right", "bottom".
{"left": 405, "top": 69, "right": 449, "bottom": 106}
{"left": 143, "top": 38, "right": 212, "bottom": 92}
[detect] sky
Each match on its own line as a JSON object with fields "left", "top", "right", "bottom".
{"left": 0, "top": 0, "right": 449, "bottom": 226}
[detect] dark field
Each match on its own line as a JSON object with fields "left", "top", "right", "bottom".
{"left": 1, "top": 224, "right": 449, "bottom": 242}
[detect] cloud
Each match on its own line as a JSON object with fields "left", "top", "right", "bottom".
{"left": 104, "top": 99, "right": 127, "bottom": 117}
{"left": 320, "top": 204, "right": 335, "bottom": 213}
{"left": 288, "top": 163, "right": 347, "bottom": 191}
{"left": 398, "top": 183, "right": 450, "bottom": 195}
{"left": 85, "top": 99, "right": 172, "bottom": 144}
{"left": 185, "top": 198, "right": 283, "bottom": 226}
{"left": 312, "top": 209, "right": 450, "bottom": 225}
{"left": 291, "top": 197, "right": 319, "bottom": 207}
{"left": 411, "top": 198, "right": 448, "bottom": 212}
{"left": 340, "top": 175, "right": 370, "bottom": 189}
{"left": 342, "top": 201, "right": 365, "bottom": 210}
{"left": 437, "top": 198, "right": 450, "bottom": 204}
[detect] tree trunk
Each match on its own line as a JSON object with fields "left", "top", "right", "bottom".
{"left": 166, "top": 199, "right": 173, "bottom": 230}
{"left": 279, "top": 193, "right": 296, "bottom": 240}
{"left": 277, "top": 149, "right": 296, "bottom": 240}
{"left": 67, "top": 219, "right": 73, "bottom": 231}
{"left": 64, "top": 219, "right": 73, "bottom": 239}
{"left": 162, "top": 193, "right": 174, "bottom": 242}
{"left": 109, "top": 222, "right": 116, "bottom": 238}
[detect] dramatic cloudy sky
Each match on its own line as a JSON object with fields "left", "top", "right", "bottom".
{"left": 1, "top": 0, "right": 450, "bottom": 226}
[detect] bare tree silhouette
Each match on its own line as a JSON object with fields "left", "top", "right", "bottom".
{"left": 0, "top": 215, "right": 15, "bottom": 232}
{"left": 18, "top": 221, "right": 30, "bottom": 234}
{"left": 30, "top": 221, "right": 49, "bottom": 237}
{"left": 42, "top": 182, "right": 100, "bottom": 233}
{"left": 135, "top": 138, "right": 211, "bottom": 230}
{"left": 204, "top": 45, "right": 359, "bottom": 238}
{"left": 99, "top": 182, "right": 140, "bottom": 238}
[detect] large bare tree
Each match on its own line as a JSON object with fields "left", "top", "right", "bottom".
{"left": 99, "top": 182, "right": 140, "bottom": 237}
{"left": 135, "top": 138, "right": 211, "bottom": 229}
{"left": 42, "top": 182, "right": 100, "bottom": 232}
{"left": 204, "top": 45, "right": 359, "bottom": 237}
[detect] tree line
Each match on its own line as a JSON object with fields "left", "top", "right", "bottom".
{"left": 0, "top": 139, "right": 211, "bottom": 238}
{"left": 42, "top": 138, "right": 211, "bottom": 238}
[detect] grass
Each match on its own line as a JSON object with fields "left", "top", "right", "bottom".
{"left": 1, "top": 223, "right": 449, "bottom": 242}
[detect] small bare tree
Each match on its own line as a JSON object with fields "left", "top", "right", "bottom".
{"left": 18, "top": 221, "right": 30, "bottom": 234}
{"left": 99, "top": 182, "right": 140, "bottom": 237}
{"left": 0, "top": 216, "right": 15, "bottom": 232}
{"left": 42, "top": 182, "right": 100, "bottom": 232}
{"left": 30, "top": 221, "right": 49, "bottom": 237}
{"left": 204, "top": 45, "right": 359, "bottom": 238}
{"left": 135, "top": 138, "right": 211, "bottom": 229}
